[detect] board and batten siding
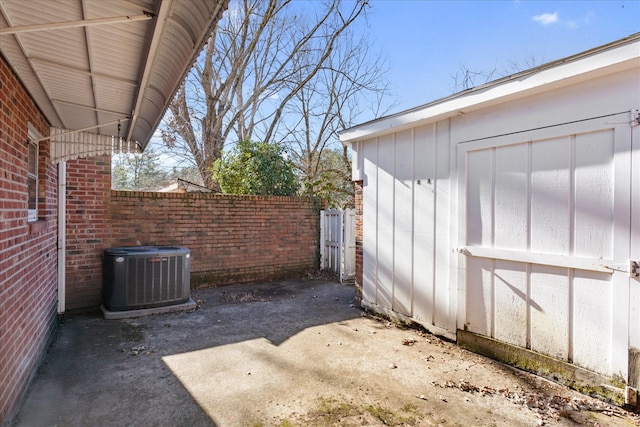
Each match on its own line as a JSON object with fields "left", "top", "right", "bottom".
{"left": 361, "top": 122, "right": 455, "bottom": 337}
{"left": 350, "top": 57, "right": 640, "bottom": 383}
{"left": 453, "top": 66, "right": 638, "bottom": 380}
{"left": 459, "top": 116, "right": 630, "bottom": 377}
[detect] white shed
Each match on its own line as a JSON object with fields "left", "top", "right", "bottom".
{"left": 340, "top": 33, "right": 640, "bottom": 401}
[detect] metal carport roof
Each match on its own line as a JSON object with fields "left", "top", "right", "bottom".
{"left": 0, "top": 0, "right": 227, "bottom": 160}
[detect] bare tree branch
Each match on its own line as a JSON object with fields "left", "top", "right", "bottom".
{"left": 160, "top": 0, "right": 395, "bottom": 196}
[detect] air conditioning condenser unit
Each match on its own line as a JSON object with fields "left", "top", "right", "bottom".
{"left": 103, "top": 246, "right": 191, "bottom": 312}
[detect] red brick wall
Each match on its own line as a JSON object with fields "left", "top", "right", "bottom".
{"left": 354, "top": 180, "right": 363, "bottom": 306}
{"left": 65, "top": 156, "right": 112, "bottom": 310}
{"left": 108, "top": 191, "right": 320, "bottom": 288}
{"left": 64, "top": 172, "right": 321, "bottom": 309}
{"left": 0, "top": 54, "right": 58, "bottom": 426}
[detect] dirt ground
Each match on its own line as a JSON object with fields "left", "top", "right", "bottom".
{"left": 14, "top": 279, "right": 640, "bottom": 427}
{"left": 269, "top": 319, "right": 638, "bottom": 427}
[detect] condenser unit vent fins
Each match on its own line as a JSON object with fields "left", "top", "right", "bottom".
{"left": 103, "top": 246, "right": 191, "bottom": 311}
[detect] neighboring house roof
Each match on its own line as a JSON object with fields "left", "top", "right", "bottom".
{"left": 0, "top": 0, "right": 228, "bottom": 155}
{"left": 156, "top": 178, "right": 216, "bottom": 193}
{"left": 340, "top": 32, "right": 640, "bottom": 145}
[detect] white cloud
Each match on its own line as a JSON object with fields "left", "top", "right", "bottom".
{"left": 582, "top": 11, "right": 595, "bottom": 25}
{"left": 564, "top": 19, "right": 578, "bottom": 29}
{"left": 533, "top": 12, "right": 559, "bottom": 25}
{"left": 532, "top": 10, "right": 595, "bottom": 29}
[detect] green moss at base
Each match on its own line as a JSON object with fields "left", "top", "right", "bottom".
{"left": 457, "top": 329, "right": 625, "bottom": 406}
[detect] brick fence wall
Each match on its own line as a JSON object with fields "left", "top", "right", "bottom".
{"left": 64, "top": 157, "right": 321, "bottom": 310}
{"left": 0, "top": 54, "right": 58, "bottom": 426}
{"left": 109, "top": 191, "right": 320, "bottom": 287}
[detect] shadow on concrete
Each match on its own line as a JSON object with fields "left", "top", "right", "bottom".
{"left": 13, "top": 279, "right": 359, "bottom": 427}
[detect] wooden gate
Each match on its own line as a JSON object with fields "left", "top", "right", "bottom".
{"left": 320, "top": 209, "right": 356, "bottom": 283}
{"left": 458, "top": 113, "right": 632, "bottom": 379}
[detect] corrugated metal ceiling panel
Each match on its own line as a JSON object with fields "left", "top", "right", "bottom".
{"left": 0, "top": 0, "right": 227, "bottom": 151}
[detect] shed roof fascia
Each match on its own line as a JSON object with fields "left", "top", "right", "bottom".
{"left": 340, "top": 32, "right": 640, "bottom": 146}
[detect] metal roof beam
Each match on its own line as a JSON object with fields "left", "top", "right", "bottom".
{"left": 126, "top": 0, "right": 171, "bottom": 143}
{"left": 51, "top": 99, "right": 131, "bottom": 117}
{"left": 32, "top": 118, "right": 130, "bottom": 143}
{"left": 81, "top": 0, "right": 100, "bottom": 136}
{"left": 0, "top": 13, "right": 153, "bottom": 35}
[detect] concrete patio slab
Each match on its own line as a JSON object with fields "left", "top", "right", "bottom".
{"left": 12, "top": 279, "right": 638, "bottom": 426}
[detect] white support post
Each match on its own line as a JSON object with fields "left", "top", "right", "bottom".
{"left": 338, "top": 209, "right": 344, "bottom": 283}
{"left": 57, "top": 161, "right": 66, "bottom": 314}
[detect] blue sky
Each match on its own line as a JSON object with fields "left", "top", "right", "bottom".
{"left": 359, "top": 0, "right": 640, "bottom": 115}
{"left": 151, "top": 0, "right": 638, "bottom": 166}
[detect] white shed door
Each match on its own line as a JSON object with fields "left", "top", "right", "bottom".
{"left": 459, "top": 114, "right": 632, "bottom": 379}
